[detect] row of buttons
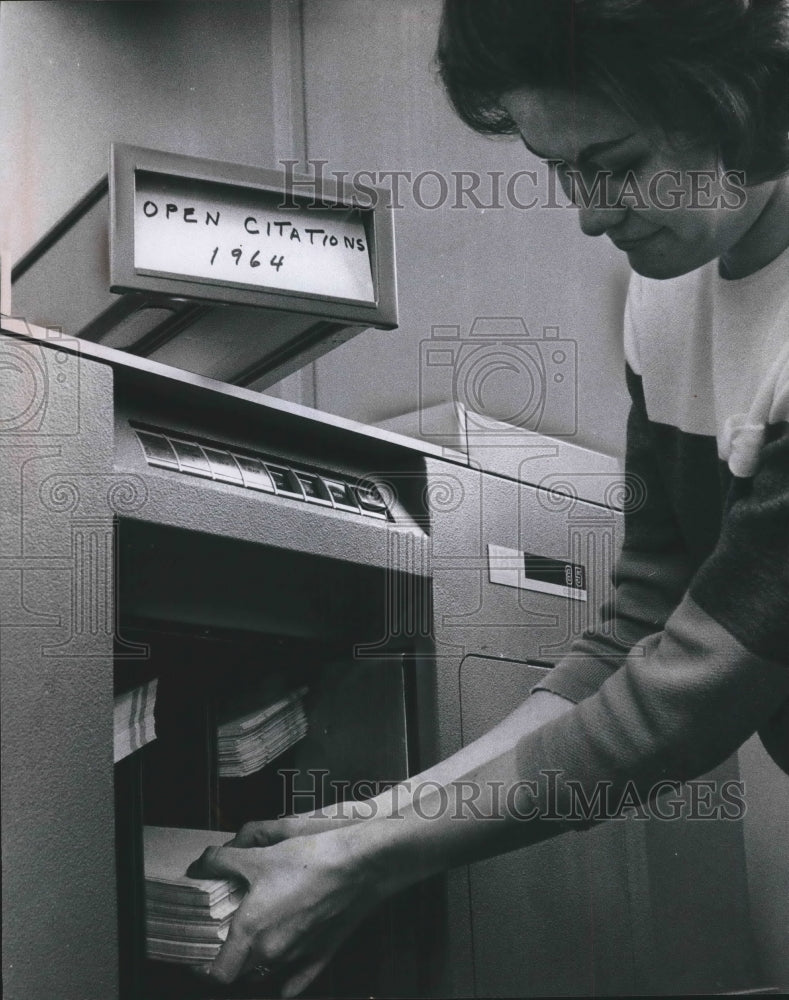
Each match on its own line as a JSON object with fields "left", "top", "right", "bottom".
{"left": 135, "top": 429, "right": 389, "bottom": 518}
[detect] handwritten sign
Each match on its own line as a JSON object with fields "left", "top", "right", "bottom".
{"left": 133, "top": 171, "right": 375, "bottom": 303}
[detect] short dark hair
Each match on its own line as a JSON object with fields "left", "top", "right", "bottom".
{"left": 437, "top": 0, "right": 789, "bottom": 181}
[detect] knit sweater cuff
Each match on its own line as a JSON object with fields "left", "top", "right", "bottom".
{"left": 530, "top": 654, "right": 621, "bottom": 705}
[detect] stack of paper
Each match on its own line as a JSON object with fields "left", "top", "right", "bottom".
{"left": 217, "top": 686, "right": 309, "bottom": 778}
{"left": 144, "top": 826, "right": 244, "bottom": 964}
{"left": 114, "top": 678, "right": 158, "bottom": 763}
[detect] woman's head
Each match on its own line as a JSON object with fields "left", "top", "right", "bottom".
{"left": 437, "top": 0, "right": 789, "bottom": 278}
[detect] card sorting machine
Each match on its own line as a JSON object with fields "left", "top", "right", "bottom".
{"left": 0, "top": 330, "right": 762, "bottom": 1000}
{"left": 9, "top": 144, "right": 397, "bottom": 388}
{"left": 0, "top": 318, "right": 442, "bottom": 1000}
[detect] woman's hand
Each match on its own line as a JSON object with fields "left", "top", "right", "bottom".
{"left": 223, "top": 816, "right": 313, "bottom": 848}
{"left": 189, "top": 691, "right": 576, "bottom": 994}
{"left": 225, "top": 805, "right": 366, "bottom": 849}
{"left": 189, "top": 828, "right": 382, "bottom": 997}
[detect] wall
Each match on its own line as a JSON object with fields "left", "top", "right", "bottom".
{"left": 0, "top": 1, "right": 280, "bottom": 260}
{"left": 301, "top": 0, "right": 631, "bottom": 456}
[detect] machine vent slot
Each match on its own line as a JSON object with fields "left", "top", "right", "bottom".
{"left": 133, "top": 425, "right": 390, "bottom": 520}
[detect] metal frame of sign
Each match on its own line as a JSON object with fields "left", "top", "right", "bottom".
{"left": 110, "top": 143, "right": 398, "bottom": 328}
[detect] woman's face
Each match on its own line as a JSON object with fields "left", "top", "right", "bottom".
{"left": 501, "top": 87, "right": 777, "bottom": 279}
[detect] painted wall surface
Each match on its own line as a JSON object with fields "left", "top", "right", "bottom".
{"left": 301, "top": 0, "right": 631, "bottom": 456}
{"left": 0, "top": 1, "right": 276, "bottom": 264}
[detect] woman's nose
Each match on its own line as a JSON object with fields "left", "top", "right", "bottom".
{"left": 553, "top": 162, "right": 631, "bottom": 238}
{"left": 558, "top": 165, "right": 630, "bottom": 237}
{"left": 577, "top": 200, "right": 629, "bottom": 238}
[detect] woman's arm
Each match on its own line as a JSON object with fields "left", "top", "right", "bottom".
{"left": 196, "top": 313, "right": 789, "bottom": 994}
{"left": 193, "top": 412, "right": 789, "bottom": 995}
{"left": 189, "top": 695, "right": 574, "bottom": 995}
{"left": 195, "top": 605, "right": 788, "bottom": 995}
{"left": 227, "top": 688, "right": 574, "bottom": 845}
{"left": 233, "top": 354, "right": 693, "bottom": 849}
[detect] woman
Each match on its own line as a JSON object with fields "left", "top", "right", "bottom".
{"left": 191, "top": 2, "right": 789, "bottom": 994}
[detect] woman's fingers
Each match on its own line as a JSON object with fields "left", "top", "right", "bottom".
{"left": 226, "top": 821, "right": 277, "bottom": 848}
{"left": 208, "top": 911, "right": 257, "bottom": 984}
{"left": 187, "top": 844, "right": 262, "bottom": 885}
{"left": 184, "top": 830, "right": 372, "bottom": 988}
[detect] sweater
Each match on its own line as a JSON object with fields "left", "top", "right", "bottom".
{"left": 516, "top": 246, "right": 789, "bottom": 823}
